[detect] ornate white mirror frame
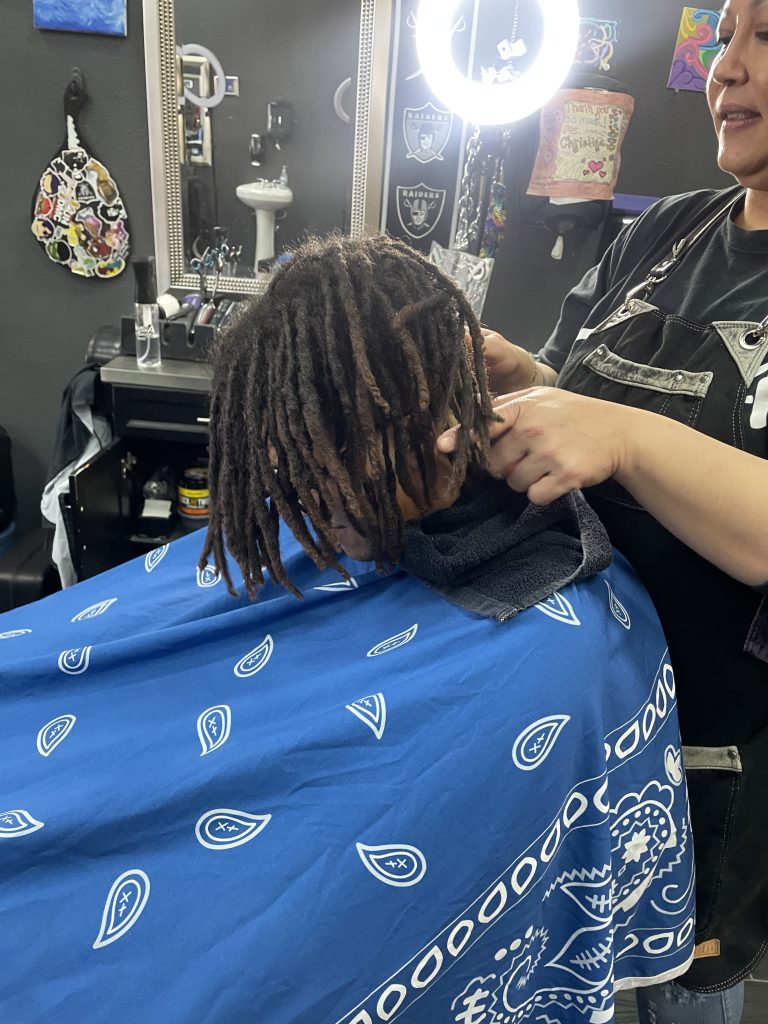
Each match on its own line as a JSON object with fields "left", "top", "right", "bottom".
{"left": 143, "top": 0, "right": 391, "bottom": 296}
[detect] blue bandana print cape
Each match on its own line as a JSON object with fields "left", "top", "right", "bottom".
{"left": 0, "top": 527, "right": 694, "bottom": 1023}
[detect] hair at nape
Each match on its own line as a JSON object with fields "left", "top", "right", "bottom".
{"left": 199, "top": 232, "right": 495, "bottom": 598}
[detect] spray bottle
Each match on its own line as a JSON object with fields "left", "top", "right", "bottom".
{"left": 133, "top": 257, "right": 162, "bottom": 369}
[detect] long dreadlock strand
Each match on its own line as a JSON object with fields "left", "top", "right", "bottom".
{"left": 263, "top": 299, "right": 353, "bottom": 582}
{"left": 199, "top": 335, "right": 247, "bottom": 596}
{"left": 291, "top": 299, "right": 363, "bottom": 525}
{"left": 267, "top": 318, "right": 334, "bottom": 573}
{"left": 329, "top": 250, "right": 391, "bottom": 415}
{"left": 315, "top": 280, "right": 374, "bottom": 526}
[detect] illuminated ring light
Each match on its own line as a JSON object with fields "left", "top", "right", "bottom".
{"left": 415, "top": 0, "right": 580, "bottom": 125}
{"left": 177, "top": 43, "right": 227, "bottom": 109}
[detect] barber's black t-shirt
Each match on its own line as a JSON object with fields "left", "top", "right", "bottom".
{"left": 536, "top": 186, "right": 768, "bottom": 989}
{"left": 539, "top": 185, "right": 768, "bottom": 399}
{"left": 534, "top": 185, "right": 768, "bottom": 744}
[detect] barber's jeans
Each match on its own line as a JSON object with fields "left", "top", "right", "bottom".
{"left": 636, "top": 981, "right": 745, "bottom": 1024}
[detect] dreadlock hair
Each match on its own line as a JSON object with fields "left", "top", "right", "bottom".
{"left": 199, "top": 232, "right": 496, "bottom": 599}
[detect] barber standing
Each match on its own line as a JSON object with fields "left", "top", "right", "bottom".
{"left": 440, "top": 2, "right": 768, "bottom": 1022}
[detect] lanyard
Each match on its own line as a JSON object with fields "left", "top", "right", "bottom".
{"left": 618, "top": 191, "right": 766, "bottom": 350}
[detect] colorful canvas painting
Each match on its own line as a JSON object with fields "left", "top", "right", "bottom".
{"left": 575, "top": 18, "right": 620, "bottom": 73}
{"left": 33, "top": 0, "right": 127, "bottom": 37}
{"left": 667, "top": 7, "right": 720, "bottom": 92}
{"left": 526, "top": 89, "right": 636, "bottom": 202}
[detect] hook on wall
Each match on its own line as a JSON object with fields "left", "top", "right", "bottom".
{"left": 333, "top": 78, "right": 352, "bottom": 125}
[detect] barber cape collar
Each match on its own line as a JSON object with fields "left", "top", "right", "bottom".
{"left": 31, "top": 69, "right": 130, "bottom": 279}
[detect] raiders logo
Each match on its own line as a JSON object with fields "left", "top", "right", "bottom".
{"left": 396, "top": 184, "right": 447, "bottom": 240}
{"left": 403, "top": 103, "right": 453, "bottom": 163}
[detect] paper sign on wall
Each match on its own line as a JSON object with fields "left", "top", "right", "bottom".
{"left": 526, "top": 89, "right": 635, "bottom": 202}
{"left": 667, "top": 7, "right": 720, "bottom": 93}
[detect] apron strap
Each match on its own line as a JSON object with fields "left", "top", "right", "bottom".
{"left": 622, "top": 192, "right": 745, "bottom": 308}
{"left": 745, "top": 596, "right": 768, "bottom": 665}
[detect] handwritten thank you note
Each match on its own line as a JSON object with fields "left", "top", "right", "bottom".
{"left": 527, "top": 89, "right": 635, "bottom": 201}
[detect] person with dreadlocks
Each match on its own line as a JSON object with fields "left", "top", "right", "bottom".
{"left": 199, "top": 232, "right": 494, "bottom": 596}
{"left": 0, "top": 234, "right": 694, "bottom": 1023}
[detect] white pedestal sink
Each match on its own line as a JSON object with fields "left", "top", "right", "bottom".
{"left": 236, "top": 180, "right": 293, "bottom": 272}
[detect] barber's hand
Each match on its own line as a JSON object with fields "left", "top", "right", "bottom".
{"left": 468, "top": 328, "right": 539, "bottom": 394}
{"left": 438, "top": 388, "right": 633, "bottom": 506}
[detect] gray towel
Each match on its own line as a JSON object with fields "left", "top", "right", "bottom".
{"left": 401, "top": 476, "right": 612, "bottom": 622}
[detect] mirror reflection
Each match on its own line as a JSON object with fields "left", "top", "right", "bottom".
{"left": 175, "top": 0, "right": 362, "bottom": 278}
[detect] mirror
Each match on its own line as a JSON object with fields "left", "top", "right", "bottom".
{"left": 143, "top": 0, "right": 388, "bottom": 296}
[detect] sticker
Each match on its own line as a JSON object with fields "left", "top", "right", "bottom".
{"left": 396, "top": 185, "right": 446, "bottom": 240}
{"left": 403, "top": 103, "right": 453, "bottom": 163}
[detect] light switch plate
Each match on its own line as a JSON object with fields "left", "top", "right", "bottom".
{"left": 214, "top": 75, "right": 240, "bottom": 97}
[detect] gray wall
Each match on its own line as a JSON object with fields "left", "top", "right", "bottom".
{"left": 0, "top": 0, "right": 731, "bottom": 535}
{"left": 1, "top": 0, "right": 153, "bottom": 535}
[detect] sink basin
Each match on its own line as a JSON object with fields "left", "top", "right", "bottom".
{"left": 236, "top": 181, "right": 293, "bottom": 211}
{"left": 236, "top": 180, "right": 293, "bottom": 270}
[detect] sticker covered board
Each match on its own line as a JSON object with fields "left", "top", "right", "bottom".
{"left": 31, "top": 71, "right": 130, "bottom": 279}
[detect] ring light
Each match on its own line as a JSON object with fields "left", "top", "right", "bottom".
{"left": 177, "top": 43, "right": 227, "bottom": 109}
{"left": 415, "top": 0, "right": 580, "bottom": 125}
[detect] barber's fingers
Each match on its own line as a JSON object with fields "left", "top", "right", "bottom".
{"left": 464, "top": 327, "right": 521, "bottom": 373}
{"left": 487, "top": 391, "right": 533, "bottom": 437}
{"left": 437, "top": 391, "right": 530, "bottom": 455}
{"left": 503, "top": 454, "right": 573, "bottom": 506}
{"left": 527, "top": 473, "right": 572, "bottom": 507}
{"left": 502, "top": 450, "right": 550, "bottom": 491}
{"left": 464, "top": 326, "right": 497, "bottom": 343}
{"left": 436, "top": 425, "right": 460, "bottom": 454}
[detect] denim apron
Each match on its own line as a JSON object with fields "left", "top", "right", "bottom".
{"left": 557, "top": 194, "right": 768, "bottom": 991}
